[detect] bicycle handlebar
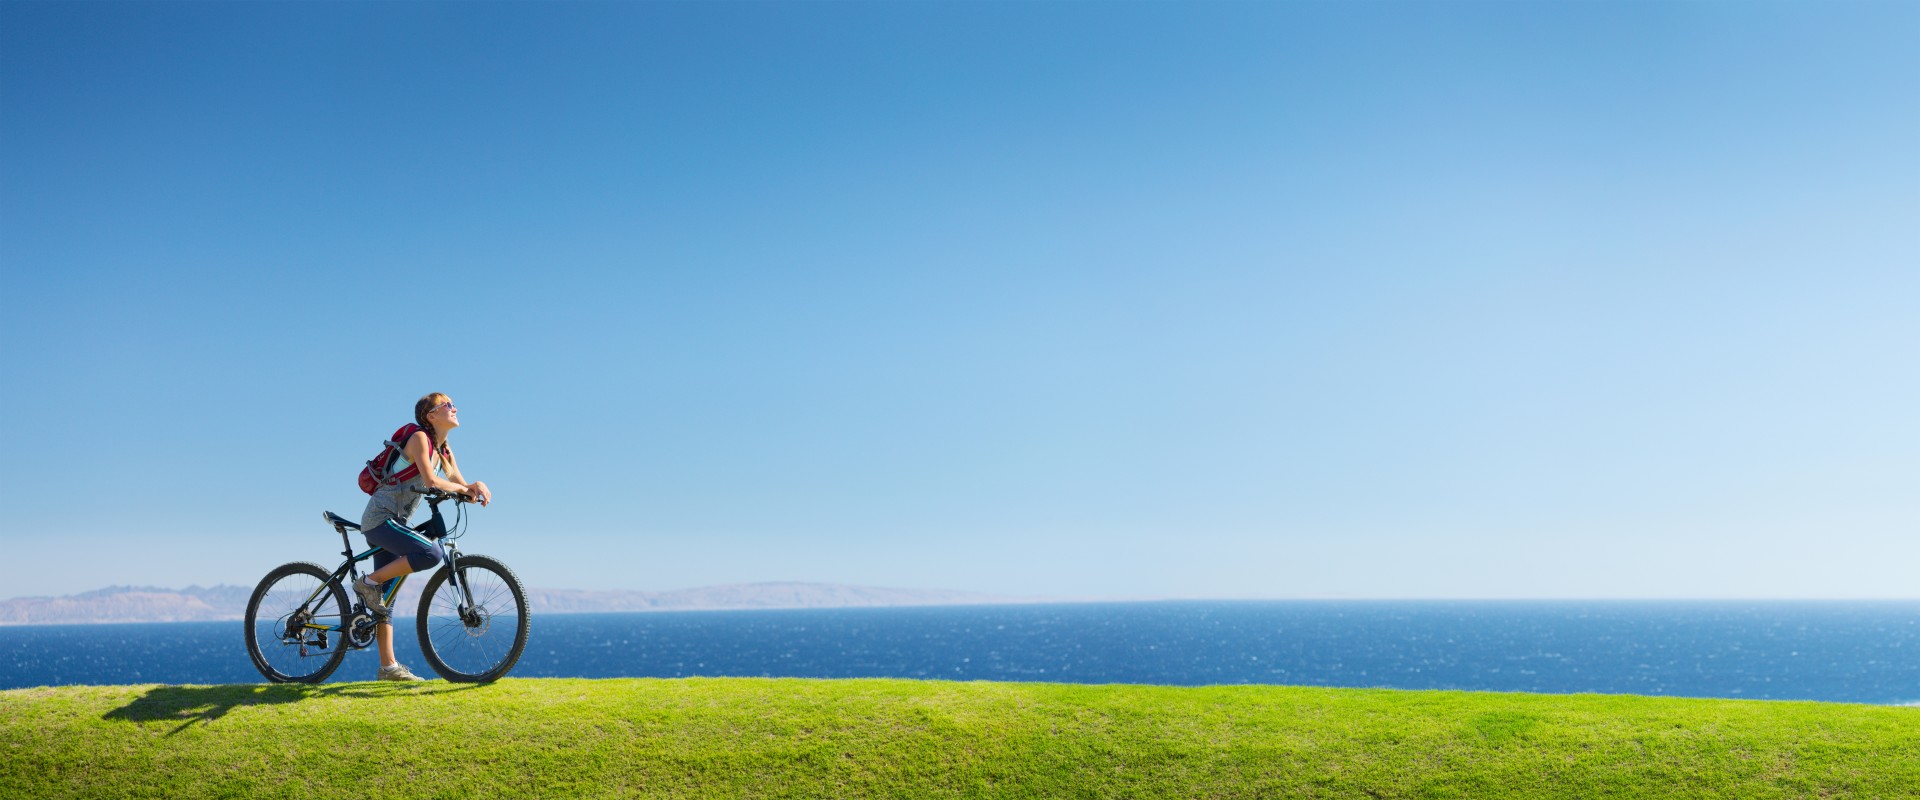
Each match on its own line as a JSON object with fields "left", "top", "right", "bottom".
{"left": 410, "top": 487, "right": 474, "bottom": 503}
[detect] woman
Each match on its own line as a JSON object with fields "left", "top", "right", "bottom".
{"left": 355, "top": 392, "right": 493, "bottom": 681}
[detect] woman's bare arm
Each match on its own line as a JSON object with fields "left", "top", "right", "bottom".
{"left": 405, "top": 431, "right": 469, "bottom": 495}
{"left": 438, "top": 446, "right": 491, "bottom": 506}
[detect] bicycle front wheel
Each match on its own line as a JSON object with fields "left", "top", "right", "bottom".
{"left": 244, "top": 561, "right": 351, "bottom": 683}
{"left": 416, "top": 554, "right": 529, "bottom": 682}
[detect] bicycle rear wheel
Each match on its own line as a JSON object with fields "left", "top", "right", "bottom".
{"left": 416, "top": 554, "right": 529, "bottom": 682}
{"left": 244, "top": 561, "right": 351, "bottom": 683}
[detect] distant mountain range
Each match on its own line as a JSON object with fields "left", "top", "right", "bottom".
{"left": 0, "top": 582, "right": 1034, "bottom": 625}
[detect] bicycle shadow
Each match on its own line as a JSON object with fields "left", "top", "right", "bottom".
{"left": 102, "top": 681, "right": 486, "bottom": 737}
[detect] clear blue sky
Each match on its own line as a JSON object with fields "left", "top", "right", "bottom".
{"left": 2, "top": 1, "right": 1914, "bottom": 599}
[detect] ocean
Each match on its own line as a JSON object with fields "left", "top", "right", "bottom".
{"left": 6, "top": 600, "right": 1920, "bottom": 704}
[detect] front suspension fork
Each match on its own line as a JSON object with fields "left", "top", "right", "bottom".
{"left": 444, "top": 548, "right": 477, "bottom": 612}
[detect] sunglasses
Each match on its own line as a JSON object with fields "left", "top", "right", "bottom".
{"left": 433, "top": 401, "right": 457, "bottom": 414}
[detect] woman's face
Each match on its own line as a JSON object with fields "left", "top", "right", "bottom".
{"left": 428, "top": 398, "right": 459, "bottom": 431}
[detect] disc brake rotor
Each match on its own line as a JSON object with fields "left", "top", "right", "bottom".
{"left": 459, "top": 605, "right": 491, "bottom": 636}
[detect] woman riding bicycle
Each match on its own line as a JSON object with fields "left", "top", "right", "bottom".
{"left": 355, "top": 392, "right": 492, "bottom": 681}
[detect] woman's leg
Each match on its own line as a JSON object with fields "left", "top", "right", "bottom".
{"left": 358, "top": 521, "right": 445, "bottom": 669}
{"left": 369, "top": 561, "right": 412, "bottom": 668}
{"left": 376, "top": 620, "right": 397, "bottom": 667}
{"left": 367, "top": 558, "right": 415, "bottom": 585}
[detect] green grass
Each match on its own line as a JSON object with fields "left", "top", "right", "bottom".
{"left": 5, "top": 677, "right": 1918, "bottom": 798}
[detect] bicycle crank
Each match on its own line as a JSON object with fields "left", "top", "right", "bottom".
{"left": 347, "top": 612, "right": 379, "bottom": 649}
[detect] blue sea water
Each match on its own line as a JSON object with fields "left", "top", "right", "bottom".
{"left": 6, "top": 601, "right": 1920, "bottom": 704}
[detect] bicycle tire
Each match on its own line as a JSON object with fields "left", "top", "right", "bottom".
{"left": 244, "top": 561, "right": 351, "bottom": 683}
{"left": 415, "top": 554, "right": 530, "bottom": 683}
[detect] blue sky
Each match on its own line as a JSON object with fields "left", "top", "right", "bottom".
{"left": 2, "top": 1, "right": 1914, "bottom": 599}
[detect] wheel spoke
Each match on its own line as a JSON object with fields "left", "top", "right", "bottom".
{"left": 418, "top": 559, "right": 525, "bottom": 681}
{"left": 246, "top": 566, "right": 348, "bottom": 683}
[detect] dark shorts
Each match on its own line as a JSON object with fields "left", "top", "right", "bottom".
{"left": 364, "top": 519, "right": 445, "bottom": 574}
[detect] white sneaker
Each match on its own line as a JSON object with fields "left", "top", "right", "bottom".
{"left": 377, "top": 663, "right": 425, "bottom": 682}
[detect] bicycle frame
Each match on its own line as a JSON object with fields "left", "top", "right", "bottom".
{"left": 250, "top": 485, "right": 526, "bottom": 684}
{"left": 291, "top": 500, "right": 472, "bottom": 642}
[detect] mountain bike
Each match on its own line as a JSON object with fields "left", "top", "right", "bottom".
{"left": 243, "top": 488, "right": 529, "bottom": 683}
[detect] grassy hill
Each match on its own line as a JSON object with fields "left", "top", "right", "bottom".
{"left": 5, "top": 677, "right": 1918, "bottom": 798}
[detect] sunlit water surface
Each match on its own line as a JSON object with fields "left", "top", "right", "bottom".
{"left": 6, "top": 601, "right": 1920, "bottom": 703}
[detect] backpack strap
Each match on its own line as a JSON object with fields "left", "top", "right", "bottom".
{"left": 381, "top": 423, "right": 425, "bottom": 486}
{"left": 382, "top": 425, "right": 451, "bottom": 485}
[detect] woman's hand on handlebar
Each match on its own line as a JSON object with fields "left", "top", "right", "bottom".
{"left": 413, "top": 485, "right": 486, "bottom": 505}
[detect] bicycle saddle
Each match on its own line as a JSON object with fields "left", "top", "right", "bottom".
{"left": 323, "top": 511, "right": 361, "bottom": 531}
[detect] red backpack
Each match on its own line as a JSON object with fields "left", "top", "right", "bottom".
{"left": 358, "top": 423, "right": 442, "bottom": 494}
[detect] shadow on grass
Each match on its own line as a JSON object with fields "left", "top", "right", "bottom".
{"left": 102, "top": 681, "right": 486, "bottom": 736}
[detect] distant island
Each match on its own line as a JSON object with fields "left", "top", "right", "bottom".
{"left": 0, "top": 583, "right": 1039, "bottom": 626}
